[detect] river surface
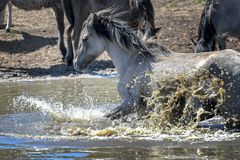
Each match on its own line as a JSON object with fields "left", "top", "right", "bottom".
{"left": 0, "top": 77, "right": 240, "bottom": 159}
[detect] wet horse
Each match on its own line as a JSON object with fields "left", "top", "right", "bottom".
{"left": 0, "top": 0, "right": 66, "bottom": 61}
{"left": 61, "top": 0, "right": 159, "bottom": 65}
{"left": 73, "top": 11, "right": 240, "bottom": 128}
{"left": 193, "top": 0, "right": 240, "bottom": 53}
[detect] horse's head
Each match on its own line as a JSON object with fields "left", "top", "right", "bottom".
{"left": 192, "top": 37, "right": 216, "bottom": 53}
{"left": 194, "top": 39, "right": 213, "bottom": 53}
{"left": 74, "top": 14, "right": 105, "bottom": 71}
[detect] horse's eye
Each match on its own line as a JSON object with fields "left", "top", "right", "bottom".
{"left": 83, "top": 37, "right": 88, "bottom": 42}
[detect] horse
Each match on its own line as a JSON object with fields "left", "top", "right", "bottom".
{"left": 61, "top": 0, "right": 159, "bottom": 66}
{"left": 73, "top": 10, "right": 240, "bottom": 128}
{"left": 0, "top": 8, "right": 5, "bottom": 25}
{"left": 0, "top": 0, "right": 66, "bottom": 61}
{"left": 193, "top": 0, "right": 240, "bottom": 53}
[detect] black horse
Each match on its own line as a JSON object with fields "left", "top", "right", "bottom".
{"left": 193, "top": 0, "right": 240, "bottom": 53}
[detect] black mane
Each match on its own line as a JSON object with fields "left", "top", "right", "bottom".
{"left": 197, "top": 0, "right": 218, "bottom": 49}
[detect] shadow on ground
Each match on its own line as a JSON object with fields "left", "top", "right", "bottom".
{"left": 0, "top": 31, "right": 57, "bottom": 54}
{"left": 0, "top": 60, "right": 115, "bottom": 79}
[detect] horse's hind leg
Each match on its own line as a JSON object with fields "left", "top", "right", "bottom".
{"left": 0, "top": 8, "right": 5, "bottom": 25}
{"left": 0, "top": 0, "right": 9, "bottom": 26}
{"left": 5, "top": 2, "right": 12, "bottom": 32}
{"left": 0, "top": 0, "right": 8, "bottom": 12}
{"left": 52, "top": 6, "right": 66, "bottom": 61}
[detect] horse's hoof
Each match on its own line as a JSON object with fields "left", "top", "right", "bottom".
{"left": 60, "top": 49, "right": 67, "bottom": 61}
{"left": 64, "top": 57, "right": 73, "bottom": 66}
{"left": 106, "top": 111, "right": 121, "bottom": 120}
{"left": 106, "top": 107, "right": 125, "bottom": 120}
{"left": 106, "top": 112, "right": 122, "bottom": 120}
{"left": 5, "top": 28, "right": 11, "bottom": 33}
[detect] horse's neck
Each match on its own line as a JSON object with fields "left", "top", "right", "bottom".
{"left": 105, "top": 42, "right": 140, "bottom": 76}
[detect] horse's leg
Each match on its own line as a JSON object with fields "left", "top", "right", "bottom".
{"left": 66, "top": 11, "right": 88, "bottom": 65}
{"left": 106, "top": 97, "right": 140, "bottom": 120}
{"left": 65, "top": 24, "right": 74, "bottom": 66}
{"left": 73, "top": 12, "right": 88, "bottom": 52}
{"left": 52, "top": 6, "right": 66, "bottom": 62}
{"left": 0, "top": 8, "right": 5, "bottom": 25}
{"left": 0, "top": 0, "right": 8, "bottom": 12}
{"left": 5, "top": 2, "right": 12, "bottom": 32}
{"left": 106, "top": 84, "right": 141, "bottom": 119}
{"left": 216, "top": 36, "right": 226, "bottom": 50}
{"left": 0, "top": 0, "right": 8, "bottom": 26}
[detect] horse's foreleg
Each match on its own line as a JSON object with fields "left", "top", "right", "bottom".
{"left": 65, "top": 24, "right": 74, "bottom": 66}
{"left": 106, "top": 97, "right": 140, "bottom": 120}
{"left": 52, "top": 6, "right": 66, "bottom": 61}
{"left": 5, "top": 2, "right": 12, "bottom": 32}
{"left": 73, "top": 15, "right": 86, "bottom": 52}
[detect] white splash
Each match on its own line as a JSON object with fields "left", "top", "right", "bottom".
{"left": 12, "top": 95, "right": 113, "bottom": 121}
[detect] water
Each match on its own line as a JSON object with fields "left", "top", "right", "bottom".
{"left": 0, "top": 77, "right": 240, "bottom": 159}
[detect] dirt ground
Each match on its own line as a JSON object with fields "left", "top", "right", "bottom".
{"left": 0, "top": 0, "right": 239, "bottom": 80}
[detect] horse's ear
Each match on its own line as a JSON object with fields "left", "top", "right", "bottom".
{"left": 92, "top": 13, "right": 98, "bottom": 24}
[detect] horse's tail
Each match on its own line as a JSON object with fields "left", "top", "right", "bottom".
{"left": 130, "top": 0, "right": 159, "bottom": 39}
{"left": 197, "top": 0, "right": 217, "bottom": 43}
{"left": 61, "top": 0, "right": 74, "bottom": 25}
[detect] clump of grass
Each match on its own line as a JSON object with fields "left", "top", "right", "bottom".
{"left": 142, "top": 69, "right": 225, "bottom": 132}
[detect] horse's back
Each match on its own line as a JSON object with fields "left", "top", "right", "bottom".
{"left": 152, "top": 49, "right": 240, "bottom": 80}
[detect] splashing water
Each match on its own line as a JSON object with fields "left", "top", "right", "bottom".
{"left": 12, "top": 95, "right": 113, "bottom": 122}
{"left": 2, "top": 76, "right": 239, "bottom": 142}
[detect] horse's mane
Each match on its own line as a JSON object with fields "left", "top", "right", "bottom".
{"left": 130, "top": 0, "right": 156, "bottom": 31}
{"left": 87, "top": 9, "right": 171, "bottom": 61}
{"left": 197, "top": 0, "right": 218, "bottom": 48}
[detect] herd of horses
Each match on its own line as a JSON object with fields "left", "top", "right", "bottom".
{"left": 0, "top": 0, "right": 240, "bottom": 128}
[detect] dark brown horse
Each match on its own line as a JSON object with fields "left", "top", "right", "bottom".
{"left": 61, "top": 0, "right": 159, "bottom": 65}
